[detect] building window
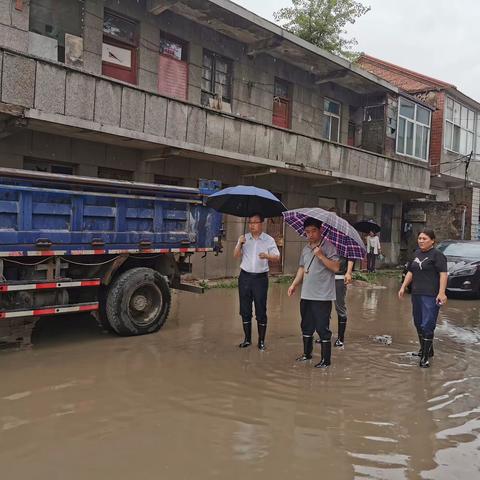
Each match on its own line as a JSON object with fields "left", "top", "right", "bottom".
{"left": 98, "top": 167, "right": 133, "bottom": 181}
{"left": 272, "top": 78, "right": 291, "bottom": 129}
{"left": 154, "top": 175, "right": 183, "bottom": 186}
{"left": 346, "top": 200, "right": 358, "bottom": 215}
{"left": 396, "top": 97, "right": 431, "bottom": 161}
{"left": 364, "top": 202, "right": 376, "bottom": 218}
{"left": 445, "top": 97, "right": 475, "bottom": 155}
{"left": 24, "top": 158, "right": 76, "bottom": 175}
{"left": 102, "top": 10, "right": 138, "bottom": 85}
{"left": 158, "top": 33, "right": 188, "bottom": 101}
{"left": 160, "top": 33, "right": 187, "bottom": 61}
{"left": 323, "top": 99, "right": 341, "bottom": 142}
{"left": 201, "top": 50, "right": 232, "bottom": 108}
{"left": 29, "top": 0, "right": 83, "bottom": 64}
{"left": 318, "top": 197, "right": 336, "bottom": 210}
{"left": 364, "top": 105, "right": 385, "bottom": 121}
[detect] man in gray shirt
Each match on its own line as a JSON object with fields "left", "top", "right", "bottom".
{"left": 288, "top": 217, "right": 339, "bottom": 368}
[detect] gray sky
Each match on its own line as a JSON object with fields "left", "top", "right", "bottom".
{"left": 235, "top": 0, "right": 480, "bottom": 102}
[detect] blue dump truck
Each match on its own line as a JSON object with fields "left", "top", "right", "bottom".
{"left": 0, "top": 168, "right": 222, "bottom": 348}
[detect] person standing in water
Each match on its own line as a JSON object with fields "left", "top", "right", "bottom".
{"left": 288, "top": 217, "right": 339, "bottom": 368}
{"left": 332, "top": 255, "right": 354, "bottom": 347}
{"left": 366, "top": 230, "right": 381, "bottom": 273}
{"left": 234, "top": 214, "right": 280, "bottom": 350}
{"left": 327, "top": 207, "right": 354, "bottom": 347}
{"left": 398, "top": 229, "right": 447, "bottom": 368}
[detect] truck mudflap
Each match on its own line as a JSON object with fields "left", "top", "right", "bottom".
{"left": 170, "top": 280, "right": 204, "bottom": 294}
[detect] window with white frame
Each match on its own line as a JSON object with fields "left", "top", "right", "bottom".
{"left": 396, "top": 97, "right": 431, "bottom": 160}
{"left": 445, "top": 97, "right": 475, "bottom": 155}
{"left": 323, "top": 99, "right": 341, "bottom": 142}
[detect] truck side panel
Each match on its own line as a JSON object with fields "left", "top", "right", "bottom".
{"left": 0, "top": 181, "right": 221, "bottom": 253}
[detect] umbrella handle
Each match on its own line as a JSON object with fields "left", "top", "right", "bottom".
{"left": 305, "top": 240, "right": 325, "bottom": 272}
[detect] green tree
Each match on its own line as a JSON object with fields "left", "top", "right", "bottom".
{"left": 274, "top": 0, "right": 370, "bottom": 59}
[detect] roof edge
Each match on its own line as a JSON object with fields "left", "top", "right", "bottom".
{"left": 358, "top": 53, "right": 455, "bottom": 90}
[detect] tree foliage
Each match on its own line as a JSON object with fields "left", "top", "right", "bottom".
{"left": 274, "top": 0, "right": 370, "bottom": 59}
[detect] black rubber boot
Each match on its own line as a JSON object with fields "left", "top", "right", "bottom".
{"left": 413, "top": 333, "right": 423, "bottom": 356}
{"left": 419, "top": 336, "right": 433, "bottom": 368}
{"left": 296, "top": 335, "right": 313, "bottom": 361}
{"left": 257, "top": 323, "right": 267, "bottom": 351}
{"left": 335, "top": 317, "right": 347, "bottom": 347}
{"left": 315, "top": 340, "right": 332, "bottom": 368}
{"left": 239, "top": 321, "right": 252, "bottom": 348}
{"left": 414, "top": 333, "right": 433, "bottom": 357}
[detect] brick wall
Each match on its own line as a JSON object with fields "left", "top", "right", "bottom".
{"left": 429, "top": 92, "right": 445, "bottom": 175}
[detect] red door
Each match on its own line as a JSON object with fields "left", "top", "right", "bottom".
{"left": 158, "top": 54, "right": 188, "bottom": 100}
{"left": 102, "top": 38, "right": 137, "bottom": 85}
{"left": 272, "top": 97, "right": 290, "bottom": 129}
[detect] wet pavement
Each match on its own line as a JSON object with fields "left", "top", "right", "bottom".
{"left": 1, "top": 278, "right": 479, "bottom": 479}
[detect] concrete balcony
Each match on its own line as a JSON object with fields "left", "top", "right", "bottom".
{"left": 0, "top": 48, "right": 430, "bottom": 195}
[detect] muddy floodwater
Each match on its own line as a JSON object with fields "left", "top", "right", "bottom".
{"left": 1, "top": 278, "right": 479, "bottom": 479}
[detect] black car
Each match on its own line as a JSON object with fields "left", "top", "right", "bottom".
{"left": 402, "top": 240, "right": 480, "bottom": 297}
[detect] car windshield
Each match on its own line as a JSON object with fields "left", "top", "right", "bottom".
{"left": 438, "top": 242, "right": 480, "bottom": 258}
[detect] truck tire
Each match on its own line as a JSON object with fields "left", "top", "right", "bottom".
{"left": 106, "top": 268, "right": 171, "bottom": 336}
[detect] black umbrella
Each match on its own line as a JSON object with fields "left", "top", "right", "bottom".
{"left": 206, "top": 185, "right": 287, "bottom": 218}
{"left": 353, "top": 220, "right": 381, "bottom": 234}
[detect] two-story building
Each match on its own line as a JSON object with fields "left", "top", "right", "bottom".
{"left": 358, "top": 54, "right": 480, "bottom": 255}
{"left": 0, "top": 0, "right": 432, "bottom": 277}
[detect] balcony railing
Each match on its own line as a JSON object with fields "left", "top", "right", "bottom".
{"left": 0, "top": 48, "right": 430, "bottom": 194}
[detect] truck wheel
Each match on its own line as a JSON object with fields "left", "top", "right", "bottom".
{"left": 106, "top": 268, "right": 171, "bottom": 336}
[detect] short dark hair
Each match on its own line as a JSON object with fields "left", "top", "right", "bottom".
{"left": 328, "top": 207, "right": 338, "bottom": 214}
{"left": 303, "top": 217, "right": 322, "bottom": 230}
{"left": 250, "top": 213, "right": 264, "bottom": 222}
{"left": 418, "top": 228, "right": 436, "bottom": 241}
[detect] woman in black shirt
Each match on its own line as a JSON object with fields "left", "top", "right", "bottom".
{"left": 398, "top": 229, "right": 448, "bottom": 368}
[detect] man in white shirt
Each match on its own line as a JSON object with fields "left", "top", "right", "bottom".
{"left": 233, "top": 214, "right": 280, "bottom": 350}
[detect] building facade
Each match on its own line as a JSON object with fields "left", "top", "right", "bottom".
{"left": 358, "top": 54, "right": 480, "bottom": 257}
{"left": 0, "top": 0, "right": 431, "bottom": 277}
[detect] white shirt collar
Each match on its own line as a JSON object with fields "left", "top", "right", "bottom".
{"left": 247, "top": 232, "right": 266, "bottom": 241}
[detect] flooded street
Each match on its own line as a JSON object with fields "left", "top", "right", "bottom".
{"left": 1, "top": 278, "right": 479, "bottom": 479}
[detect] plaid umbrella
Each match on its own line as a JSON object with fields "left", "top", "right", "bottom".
{"left": 283, "top": 208, "right": 367, "bottom": 260}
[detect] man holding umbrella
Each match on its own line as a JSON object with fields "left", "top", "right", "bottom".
{"left": 283, "top": 208, "right": 366, "bottom": 368}
{"left": 234, "top": 214, "right": 280, "bottom": 350}
{"left": 287, "top": 217, "right": 340, "bottom": 368}
{"left": 206, "top": 186, "right": 286, "bottom": 351}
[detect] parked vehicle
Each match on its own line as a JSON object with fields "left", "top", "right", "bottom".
{"left": 0, "top": 168, "right": 222, "bottom": 347}
{"left": 438, "top": 240, "right": 480, "bottom": 296}
{"left": 402, "top": 240, "right": 480, "bottom": 297}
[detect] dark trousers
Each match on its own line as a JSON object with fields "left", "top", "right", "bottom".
{"left": 334, "top": 279, "right": 347, "bottom": 318}
{"left": 412, "top": 294, "right": 440, "bottom": 337}
{"left": 238, "top": 270, "right": 268, "bottom": 324}
{"left": 300, "top": 299, "right": 332, "bottom": 340}
{"left": 367, "top": 253, "right": 377, "bottom": 272}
